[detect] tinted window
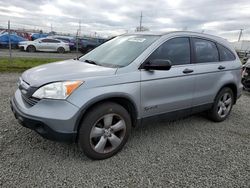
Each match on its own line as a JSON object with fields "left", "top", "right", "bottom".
{"left": 56, "top": 38, "right": 70, "bottom": 42}
{"left": 193, "top": 38, "right": 219, "bottom": 63}
{"left": 217, "top": 43, "right": 235, "bottom": 61}
{"left": 41, "top": 39, "right": 60, "bottom": 43}
{"left": 41, "top": 39, "right": 50, "bottom": 43}
{"left": 147, "top": 37, "right": 190, "bottom": 66}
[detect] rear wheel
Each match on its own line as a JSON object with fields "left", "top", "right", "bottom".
{"left": 27, "top": 45, "right": 36, "bottom": 52}
{"left": 78, "top": 102, "right": 131, "bottom": 160}
{"left": 209, "top": 87, "right": 234, "bottom": 122}
{"left": 57, "top": 47, "right": 65, "bottom": 54}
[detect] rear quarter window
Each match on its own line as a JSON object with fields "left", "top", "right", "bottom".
{"left": 217, "top": 43, "right": 236, "bottom": 61}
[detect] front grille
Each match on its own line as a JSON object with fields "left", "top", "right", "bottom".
{"left": 21, "top": 94, "right": 40, "bottom": 106}
{"left": 18, "top": 77, "right": 40, "bottom": 107}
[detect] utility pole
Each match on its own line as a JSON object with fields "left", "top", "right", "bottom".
{"left": 78, "top": 20, "right": 81, "bottom": 37}
{"left": 8, "top": 20, "right": 12, "bottom": 63}
{"left": 238, "top": 29, "right": 243, "bottom": 42}
{"left": 139, "top": 11, "right": 142, "bottom": 31}
{"left": 76, "top": 20, "right": 81, "bottom": 59}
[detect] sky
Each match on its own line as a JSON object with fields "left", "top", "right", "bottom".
{"left": 0, "top": 0, "right": 250, "bottom": 41}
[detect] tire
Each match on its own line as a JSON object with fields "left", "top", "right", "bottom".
{"left": 209, "top": 87, "right": 234, "bottom": 122}
{"left": 57, "top": 47, "right": 65, "bottom": 54}
{"left": 27, "top": 45, "right": 36, "bottom": 52}
{"left": 78, "top": 102, "right": 131, "bottom": 160}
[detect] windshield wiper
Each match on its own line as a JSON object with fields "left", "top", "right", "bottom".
{"left": 74, "top": 54, "right": 84, "bottom": 60}
{"left": 84, "top": 59, "right": 98, "bottom": 65}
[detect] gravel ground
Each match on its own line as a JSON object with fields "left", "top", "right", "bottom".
{"left": 0, "top": 72, "right": 249, "bottom": 187}
{"left": 0, "top": 49, "right": 80, "bottom": 59}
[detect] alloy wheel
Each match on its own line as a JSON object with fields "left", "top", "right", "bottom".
{"left": 217, "top": 92, "right": 232, "bottom": 118}
{"left": 90, "top": 113, "right": 126, "bottom": 154}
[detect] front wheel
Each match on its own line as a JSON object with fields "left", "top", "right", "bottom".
{"left": 78, "top": 102, "right": 131, "bottom": 160}
{"left": 57, "top": 47, "right": 65, "bottom": 54}
{"left": 209, "top": 87, "right": 234, "bottom": 122}
{"left": 27, "top": 45, "right": 36, "bottom": 52}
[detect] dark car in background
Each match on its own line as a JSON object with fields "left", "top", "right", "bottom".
{"left": 242, "top": 59, "right": 250, "bottom": 91}
{"left": 79, "top": 37, "right": 107, "bottom": 53}
{"left": 31, "top": 33, "right": 48, "bottom": 41}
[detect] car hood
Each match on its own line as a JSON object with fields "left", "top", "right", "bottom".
{"left": 21, "top": 59, "right": 117, "bottom": 87}
{"left": 19, "top": 41, "right": 36, "bottom": 45}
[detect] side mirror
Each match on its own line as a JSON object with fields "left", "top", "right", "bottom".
{"left": 142, "top": 59, "right": 172, "bottom": 71}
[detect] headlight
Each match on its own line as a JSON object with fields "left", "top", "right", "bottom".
{"left": 32, "top": 81, "right": 83, "bottom": 99}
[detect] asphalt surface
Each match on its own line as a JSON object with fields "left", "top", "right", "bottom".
{"left": 0, "top": 72, "right": 250, "bottom": 187}
{"left": 0, "top": 49, "right": 80, "bottom": 59}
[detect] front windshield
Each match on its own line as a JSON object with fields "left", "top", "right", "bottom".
{"left": 79, "top": 35, "right": 159, "bottom": 68}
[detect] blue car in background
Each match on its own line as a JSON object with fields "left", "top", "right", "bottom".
{"left": 31, "top": 33, "right": 48, "bottom": 40}
{"left": 0, "top": 33, "right": 27, "bottom": 48}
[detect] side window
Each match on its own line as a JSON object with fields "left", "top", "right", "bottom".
{"left": 51, "top": 39, "right": 60, "bottom": 43}
{"left": 193, "top": 38, "right": 219, "bottom": 63}
{"left": 217, "top": 43, "right": 235, "bottom": 61}
{"left": 47, "top": 39, "right": 60, "bottom": 43}
{"left": 41, "top": 39, "right": 60, "bottom": 43}
{"left": 147, "top": 37, "right": 190, "bottom": 66}
{"left": 41, "top": 39, "right": 49, "bottom": 43}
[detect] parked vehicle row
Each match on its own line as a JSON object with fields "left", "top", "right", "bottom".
{"left": 0, "top": 30, "right": 108, "bottom": 53}
{"left": 17, "top": 36, "right": 107, "bottom": 53}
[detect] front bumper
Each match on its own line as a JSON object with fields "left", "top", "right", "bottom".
{"left": 10, "top": 89, "right": 80, "bottom": 142}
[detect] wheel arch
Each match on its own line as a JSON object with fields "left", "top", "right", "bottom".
{"left": 216, "top": 83, "right": 238, "bottom": 104}
{"left": 26, "top": 44, "right": 36, "bottom": 51}
{"left": 74, "top": 94, "right": 139, "bottom": 140}
{"left": 57, "top": 46, "right": 65, "bottom": 52}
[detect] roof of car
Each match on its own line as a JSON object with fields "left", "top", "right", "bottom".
{"left": 127, "top": 31, "right": 224, "bottom": 39}
{"left": 124, "top": 31, "right": 231, "bottom": 49}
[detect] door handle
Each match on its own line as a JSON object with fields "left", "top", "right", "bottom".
{"left": 218, "top": 65, "right": 225, "bottom": 70}
{"left": 183, "top": 68, "right": 194, "bottom": 74}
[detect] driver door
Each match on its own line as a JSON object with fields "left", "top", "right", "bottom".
{"left": 140, "top": 37, "right": 196, "bottom": 118}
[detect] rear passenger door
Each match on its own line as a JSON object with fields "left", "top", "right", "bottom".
{"left": 140, "top": 37, "right": 196, "bottom": 118}
{"left": 46, "top": 39, "right": 60, "bottom": 51}
{"left": 191, "top": 37, "right": 236, "bottom": 106}
{"left": 39, "top": 39, "right": 51, "bottom": 51}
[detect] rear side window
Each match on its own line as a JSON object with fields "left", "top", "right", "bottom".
{"left": 41, "top": 39, "right": 60, "bottom": 43}
{"left": 193, "top": 38, "right": 219, "bottom": 63}
{"left": 41, "top": 39, "right": 50, "bottom": 43}
{"left": 147, "top": 37, "right": 190, "bottom": 66}
{"left": 217, "top": 43, "right": 235, "bottom": 61}
{"left": 48, "top": 39, "right": 60, "bottom": 43}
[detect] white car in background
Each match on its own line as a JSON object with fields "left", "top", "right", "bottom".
{"left": 18, "top": 38, "right": 70, "bottom": 53}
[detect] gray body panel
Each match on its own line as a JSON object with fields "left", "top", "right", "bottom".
{"left": 12, "top": 31, "right": 243, "bottom": 139}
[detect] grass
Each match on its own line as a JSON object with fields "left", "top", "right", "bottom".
{"left": 0, "top": 57, "right": 62, "bottom": 72}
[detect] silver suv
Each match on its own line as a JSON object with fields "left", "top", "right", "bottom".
{"left": 10, "top": 31, "right": 243, "bottom": 160}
